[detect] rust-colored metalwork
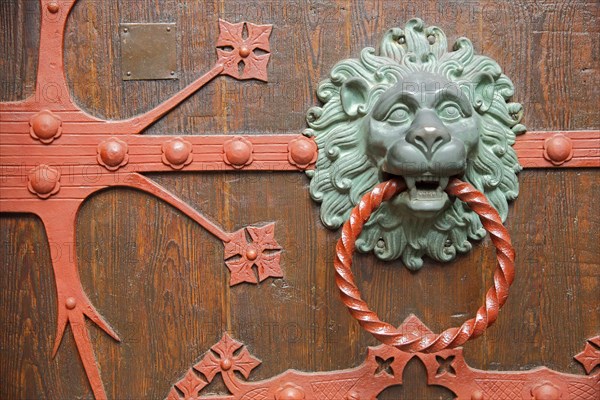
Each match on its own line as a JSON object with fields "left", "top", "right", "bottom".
{"left": 167, "top": 315, "right": 600, "bottom": 399}
{"left": 216, "top": 19, "right": 272, "bottom": 82}
{"left": 575, "top": 336, "right": 600, "bottom": 374}
{"left": 515, "top": 130, "right": 600, "bottom": 168}
{"left": 0, "top": 1, "right": 311, "bottom": 399}
{"left": 224, "top": 223, "right": 283, "bottom": 286}
{"left": 334, "top": 177, "right": 515, "bottom": 352}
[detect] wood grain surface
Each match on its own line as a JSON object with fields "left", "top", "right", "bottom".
{"left": 1, "top": 1, "right": 599, "bottom": 398}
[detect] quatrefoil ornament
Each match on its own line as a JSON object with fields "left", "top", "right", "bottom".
{"left": 216, "top": 19, "right": 272, "bottom": 81}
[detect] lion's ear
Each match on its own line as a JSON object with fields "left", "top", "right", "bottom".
{"left": 472, "top": 72, "right": 495, "bottom": 113}
{"left": 340, "top": 77, "right": 369, "bottom": 117}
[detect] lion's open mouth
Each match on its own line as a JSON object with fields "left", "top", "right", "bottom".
{"left": 401, "top": 175, "right": 450, "bottom": 213}
{"left": 405, "top": 176, "right": 449, "bottom": 197}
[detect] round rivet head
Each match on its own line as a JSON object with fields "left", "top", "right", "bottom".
{"left": 471, "top": 390, "right": 484, "bottom": 400}
{"left": 47, "top": 2, "right": 59, "bottom": 13}
{"left": 239, "top": 46, "right": 251, "bottom": 58}
{"left": 543, "top": 134, "right": 573, "bottom": 166}
{"left": 97, "top": 138, "right": 129, "bottom": 171}
{"left": 223, "top": 137, "right": 253, "bottom": 168}
{"left": 162, "top": 138, "right": 193, "bottom": 169}
{"left": 29, "top": 109, "right": 62, "bottom": 144}
{"left": 531, "top": 383, "right": 561, "bottom": 400}
{"left": 427, "top": 34, "right": 436, "bottom": 44}
{"left": 246, "top": 247, "right": 258, "bottom": 261}
{"left": 275, "top": 383, "right": 305, "bottom": 400}
{"left": 65, "top": 297, "right": 77, "bottom": 310}
{"left": 27, "top": 164, "right": 61, "bottom": 199}
{"left": 288, "top": 137, "right": 317, "bottom": 169}
{"left": 220, "top": 358, "right": 232, "bottom": 371}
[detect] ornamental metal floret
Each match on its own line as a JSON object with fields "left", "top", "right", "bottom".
{"left": 167, "top": 333, "right": 261, "bottom": 400}
{"left": 216, "top": 19, "right": 272, "bottom": 81}
{"left": 224, "top": 223, "right": 283, "bottom": 285}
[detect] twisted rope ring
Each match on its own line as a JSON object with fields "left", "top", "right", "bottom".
{"left": 334, "top": 177, "right": 515, "bottom": 353}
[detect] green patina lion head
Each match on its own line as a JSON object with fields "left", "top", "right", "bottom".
{"left": 305, "top": 19, "right": 525, "bottom": 270}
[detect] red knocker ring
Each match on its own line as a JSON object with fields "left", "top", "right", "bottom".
{"left": 334, "top": 177, "right": 515, "bottom": 353}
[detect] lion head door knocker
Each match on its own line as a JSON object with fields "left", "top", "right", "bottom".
{"left": 305, "top": 19, "right": 525, "bottom": 351}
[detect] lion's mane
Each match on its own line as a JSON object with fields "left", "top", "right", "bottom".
{"left": 305, "top": 19, "right": 525, "bottom": 269}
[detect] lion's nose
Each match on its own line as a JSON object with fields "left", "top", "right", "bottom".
{"left": 405, "top": 110, "right": 451, "bottom": 158}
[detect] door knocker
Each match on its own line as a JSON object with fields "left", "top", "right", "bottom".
{"left": 306, "top": 18, "right": 524, "bottom": 269}
{"left": 334, "top": 177, "right": 514, "bottom": 352}
{"left": 306, "top": 19, "right": 524, "bottom": 348}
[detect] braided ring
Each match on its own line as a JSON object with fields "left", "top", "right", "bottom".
{"left": 334, "top": 177, "right": 515, "bottom": 353}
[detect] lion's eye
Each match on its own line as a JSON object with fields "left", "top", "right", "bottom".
{"left": 385, "top": 107, "right": 411, "bottom": 125}
{"left": 438, "top": 104, "right": 462, "bottom": 122}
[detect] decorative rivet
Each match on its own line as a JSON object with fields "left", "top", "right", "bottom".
{"left": 239, "top": 45, "right": 251, "bottom": 58}
{"left": 29, "top": 109, "right": 62, "bottom": 144}
{"left": 246, "top": 247, "right": 258, "bottom": 261}
{"left": 170, "top": 71, "right": 175, "bottom": 76}
{"left": 543, "top": 134, "right": 573, "bottom": 166}
{"left": 223, "top": 136, "right": 253, "bottom": 168}
{"left": 471, "top": 390, "right": 484, "bottom": 400}
{"left": 376, "top": 239, "right": 385, "bottom": 248}
{"left": 65, "top": 297, "right": 77, "bottom": 310}
{"left": 47, "top": 2, "right": 60, "bottom": 13}
{"left": 161, "top": 138, "right": 193, "bottom": 169}
{"left": 531, "top": 382, "right": 561, "bottom": 400}
{"left": 444, "top": 239, "right": 452, "bottom": 247}
{"left": 126, "top": 71, "right": 132, "bottom": 76}
{"left": 97, "top": 137, "right": 129, "bottom": 171}
{"left": 275, "top": 383, "right": 305, "bottom": 400}
{"left": 28, "top": 164, "right": 61, "bottom": 199}
{"left": 427, "top": 34, "right": 436, "bottom": 44}
{"left": 123, "top": 27, "right": 128, "bottom": 33}
{"left": 166, "top": 26, "right": 171, "bottom": 32}
{"left": 288, "top": 137, "right": 317, "bottom": 169}
{"left": 220, "top": 358, "right": 232, "bottom": 371}
{"left": 398, "top": 36, "right": 406, "bottom": 44}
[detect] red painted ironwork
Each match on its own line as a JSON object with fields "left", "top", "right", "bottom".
{"left": 224, "top": 223, "right": 283, "bottom": 285}
{"left": 575, "top": 336, "right": 600, "bottom": 375}
{"left": 333, "top": 178, "right": 515, "bottom": 352}
{"left": 216, "top": 20, "right": 272, "bottom": 82}
{"left": 0, "top": 1, "right": 303, "bottom": 398}
{"left": 167, "top": 315, "right": 600, "bottom": 399}
{"left": 515, "top": 130, "right": 600, "bottom": 168}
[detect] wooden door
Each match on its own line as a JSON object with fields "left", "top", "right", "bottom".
{"left": 1, "top": 1, "right": 598, "bottom": 399}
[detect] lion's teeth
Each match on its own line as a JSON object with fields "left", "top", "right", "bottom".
{"left": 439, "top": 177, "right": 449, "bottom": 189}
{"left": 417, "top": 175, "right": 438, "bottom": 183}
{"left": 404, "top": 177, "right": 416, "bottom": 189}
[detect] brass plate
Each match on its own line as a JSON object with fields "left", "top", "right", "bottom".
{"left": 120, "top": 23, "right": 177, "bottom": 80}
